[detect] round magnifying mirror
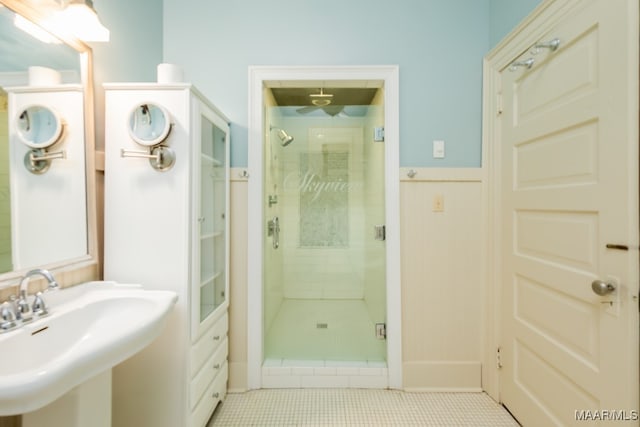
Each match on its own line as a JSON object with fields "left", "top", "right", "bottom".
{"left": 128, "top": 103, "right": 172, "bottom": 146}
{"left": 16, "top": 105, "right": 64, "bottom": 149}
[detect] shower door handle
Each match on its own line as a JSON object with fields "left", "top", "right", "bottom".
{"left": 267, "top": 217, "right": 280, "bottom": 249}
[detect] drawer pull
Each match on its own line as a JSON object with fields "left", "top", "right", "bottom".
{"left": 213, "top": 335, "right": 221, "bottom": 341}
{"left": 212, "top": 392, "right": 219, "bottom": 398}
{"left": 213, "top": 363, "right": 220, "bottom": 369}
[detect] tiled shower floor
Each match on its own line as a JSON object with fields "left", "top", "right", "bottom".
{"left": 207, "top": 389, "right": 520, "bottom": 426}
{"left": 264, "top": 299, "right": 386, "bottom": 362}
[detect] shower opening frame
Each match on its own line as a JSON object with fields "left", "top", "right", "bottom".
{"left": 247, "top": 65, "right": 402, "bottom": 389}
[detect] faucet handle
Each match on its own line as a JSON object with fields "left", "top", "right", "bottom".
{"left": 32, "top": 292, "right": 48, "bottom": 317}
{"left": 1, "top": 301, "right": 18, "bottom": 331}
{"left": 15, "top": 290, "right": 33, "bottom": 322}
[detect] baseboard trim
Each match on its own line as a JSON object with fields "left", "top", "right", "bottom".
{"left": 402, "top": 361, "right": 482, "bottom": 391}
{"left": 228, "top": 362, "right": 248, "bottom": 393}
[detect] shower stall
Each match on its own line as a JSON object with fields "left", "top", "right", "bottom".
{"left": 261, "top": 86, "right": 388, "bottom": 384}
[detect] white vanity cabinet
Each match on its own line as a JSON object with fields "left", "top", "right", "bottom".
{"left": 103, "top": 83, "right": 230, "bottom": 427}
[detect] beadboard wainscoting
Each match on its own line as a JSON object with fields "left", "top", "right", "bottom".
{"left": 400, "top": 168, "right": 483, "bottom": 391}
{"left": 228, "top": 169, "right": 249, "bottom": 392}
{"left": 227, "top": 167, "right": 484, "bottom": 392}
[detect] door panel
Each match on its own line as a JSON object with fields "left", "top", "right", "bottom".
{"left": 499, "top": 0, "right": 639, "bottom": 425}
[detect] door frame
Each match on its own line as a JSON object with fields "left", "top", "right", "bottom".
{"left": 247, "top": 65, "right": 402, "bottom": 389}
{"left": 481, "top": 0, "right": 640, "bottom": 405}
{"left": 481, "top": 0, "right": 580, "bottom": 401}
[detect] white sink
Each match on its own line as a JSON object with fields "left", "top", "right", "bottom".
{"left": 0, "top": 281, "right": 177, "bottom": 415}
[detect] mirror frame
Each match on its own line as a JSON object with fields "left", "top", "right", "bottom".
{"left": 128, "top": 103, "right": 173, "bottom": 146}
{"left": 0, "top": 0, "right": 99, "bottom": 291}
{"left": 16, "top": 105, "right": 65, "bottom": 149}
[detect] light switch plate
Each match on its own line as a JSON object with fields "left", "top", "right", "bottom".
{"left": 433, "top": 140, "right": 445, "bottom": 158}
{"left": 433, "top": 194, "right": 444, "bottom": 212}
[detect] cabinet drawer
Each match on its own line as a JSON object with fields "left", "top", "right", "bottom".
{"left": 190, "top": 338, "right": 228, "bottom": 410}
{"left": 191, "top": 362, "right": 228, "bottom": 427}
{"left": 191, "top": 313, "right": 228, "bottom": 377}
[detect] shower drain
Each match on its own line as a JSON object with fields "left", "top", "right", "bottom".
{"left": 316, "top": 323, "right": 328, "bottom": 329}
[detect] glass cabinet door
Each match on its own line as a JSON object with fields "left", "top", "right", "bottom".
{"left": 198, "top": 109, "right": 228, "bottom": 325}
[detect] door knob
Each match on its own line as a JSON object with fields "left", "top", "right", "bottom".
{"left": 591, "top": 279, "right": 616, "bottom": 296}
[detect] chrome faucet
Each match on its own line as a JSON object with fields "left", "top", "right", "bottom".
{"left": 0, "top": 302, "right": 18, "bottom": 331}
{"left": 17, "top": 268, "right": 59, "bottom": 318}
{"left": 1, "top": 269, "right": 59, "bottom": 331}
{"left": 19, "top": 268, "right": 60, "bottom": 295}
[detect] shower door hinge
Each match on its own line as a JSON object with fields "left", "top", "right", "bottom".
{"left": 375, "top": 323, "right": 387, "bottom": 340}
{"left": 374, "top": 127, "right": 385, "bottom": 142}
{"left": 496, "top": 346, "right": 503, "bottom": 369}
{"left": 374, "top": 225, "right": 386, "bottom": 241}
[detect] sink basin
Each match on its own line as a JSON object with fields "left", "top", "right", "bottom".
{"left": 0, "top": 281, "right": 177, "bottom": 415}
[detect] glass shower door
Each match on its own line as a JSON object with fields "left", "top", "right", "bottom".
{"left": 263, "top": 106, "right": 387, "bottom": 364}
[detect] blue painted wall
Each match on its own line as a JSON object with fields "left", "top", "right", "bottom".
{"left": 89, "top": 0, "right": 163, "bottom": 150}
{"left": 163, "top": 0, "right": 491, "bottom": 168}
{"left": 91, "top": 0, "right": 540, "bottom": 167}
{"left": 490, "top": 0, "right": 542, "bottom": 48}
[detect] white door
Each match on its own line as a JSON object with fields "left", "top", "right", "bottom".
{"left": 499, "top": 0, "right": 639, "bottom": 425}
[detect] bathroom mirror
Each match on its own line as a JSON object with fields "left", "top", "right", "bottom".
{"left": 0, "top": 0, "right": 98, "bottom": 285}
{"left": 128, "top": 103, "right": 172, "bottom": 146}
{"left": 16, "top": 105, "right": 64, "bottom": 148}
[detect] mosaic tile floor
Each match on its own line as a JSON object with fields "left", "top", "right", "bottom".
{"left": 207, "top": 389, "right": 520, "bottom": 426}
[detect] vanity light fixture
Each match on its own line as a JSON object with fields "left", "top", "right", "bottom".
{"left": 13, "top": 0, "right": 109, "bottom": 43}
{"left": 13, "top": 15, "right": 62, "bottom": 44}
{"left": 41, "top": 0, "right": 110, "bottom": 42}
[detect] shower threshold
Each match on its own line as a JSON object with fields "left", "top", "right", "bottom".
{"left": 262, "top": 358, "right": 388, "bottom": 389}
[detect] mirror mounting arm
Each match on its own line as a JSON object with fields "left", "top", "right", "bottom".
{"left": 120, "top": 146, "right": 176, "bottom": 172}
{"left": 24, "top": 148, "right": 67, "bottom": 175}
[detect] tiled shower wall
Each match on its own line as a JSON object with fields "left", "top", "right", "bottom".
{"left": 263, "top": 90, "right": 284, "bottom": 333}
{"left": 279, "top": 119, "right": 370, "bottom": 300}
{"left": 275, "top": 106, "right": 386, "bottom": 312}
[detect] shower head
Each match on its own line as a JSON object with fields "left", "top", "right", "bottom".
{"left": 278, "top": 129, "right": 294, "bottom": 146}
{"left": 271, "top": 126, "right": 294, "bottom": 147}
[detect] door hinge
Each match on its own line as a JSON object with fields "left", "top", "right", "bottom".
{"left": 374, "top": 225, "right": 386, "bottom": 241}
{"left": 375, "top": 323, "right": 386, "bottom": 340}
{"left": 496, "top": 346, "right": 503, "bottom": 369}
